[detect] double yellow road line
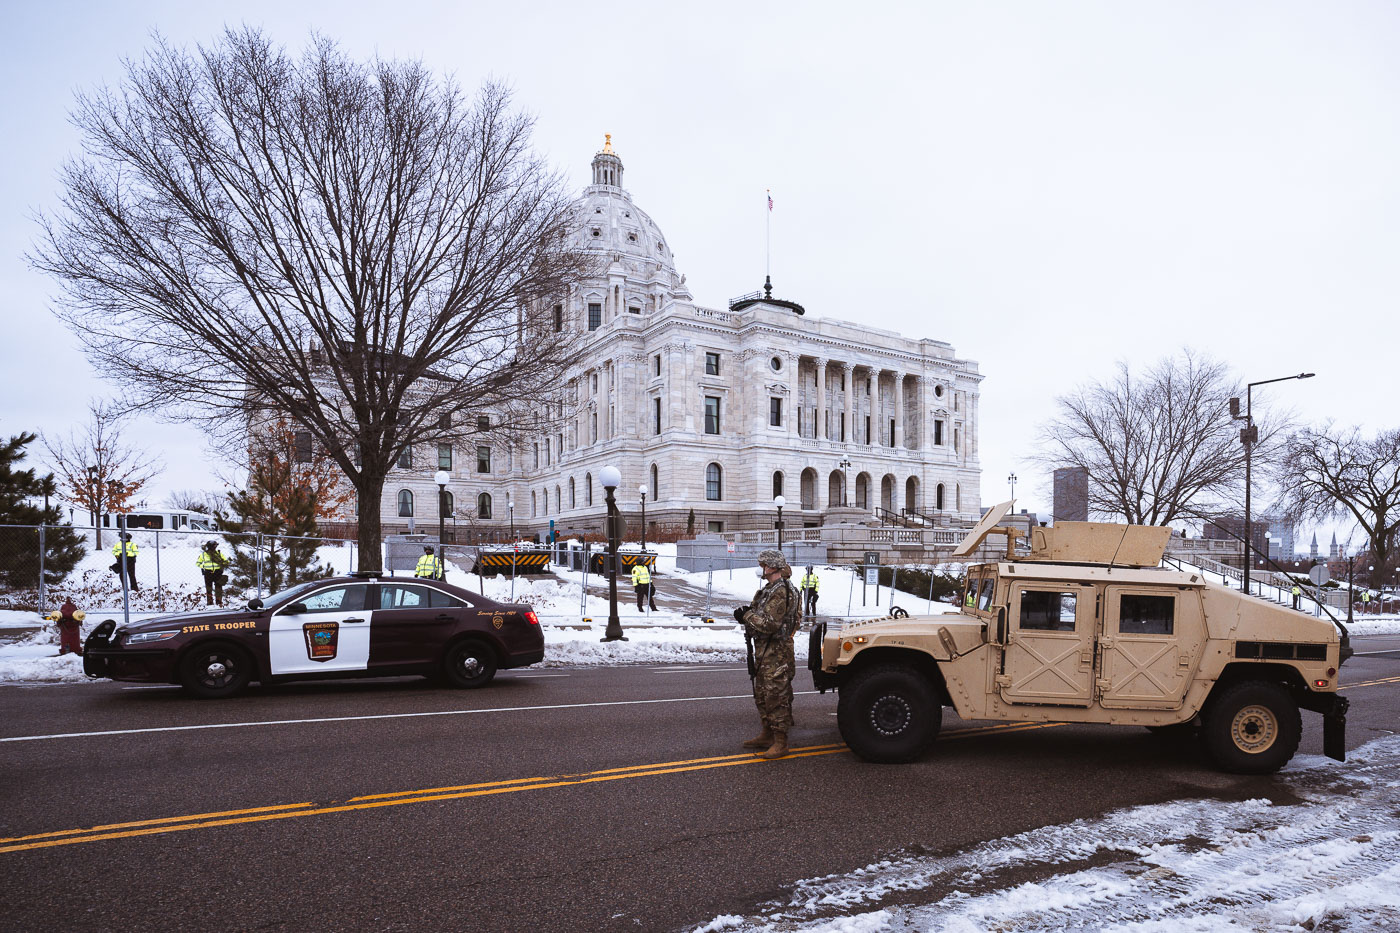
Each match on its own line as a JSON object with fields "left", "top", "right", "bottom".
{"left": 1341, "top": 674, "right": 1400, "bottom": 690}
{"left": 0, "top": 722, "right": 1050, "bottom": 855}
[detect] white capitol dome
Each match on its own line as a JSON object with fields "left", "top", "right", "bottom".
{"left": 568, "top": 136, "right": 687, "bottom": 298}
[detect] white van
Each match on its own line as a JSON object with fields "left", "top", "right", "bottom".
{"left": 100, "top": 509, "right": 215, "bottom": 531}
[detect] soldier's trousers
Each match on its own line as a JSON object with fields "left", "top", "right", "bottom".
{"left": 752, "top": 639, "right": 795, "bottom": 732}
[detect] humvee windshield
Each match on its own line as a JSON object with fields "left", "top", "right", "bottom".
{"left": 963, "top": 567, "right": 998, "bottom": 613}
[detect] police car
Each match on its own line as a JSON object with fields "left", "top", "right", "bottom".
{"left": 82, "top": 572, "right": 544, "bottom": 698}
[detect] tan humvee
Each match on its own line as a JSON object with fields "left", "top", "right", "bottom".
{"left": 810, "top": 502, "right": 1351, "bottom": 773}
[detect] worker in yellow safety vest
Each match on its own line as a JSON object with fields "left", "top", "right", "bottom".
{"left": 110, "top": 533, "right": 139, "bottom": 591}
{"left": 631, "top": 560, "right": 657, "bottom": 611}
{"left": 1291, "top": 584, "right": 1301, "bottom": 611}
{"left": 415, "top": 546, "right": 444, "bottom": 580}
{"left": 799, "top": 566, "right": 820, "bottom": 616}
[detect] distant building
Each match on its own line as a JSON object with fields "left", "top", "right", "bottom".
{"left": 1202, "top": 513, "right": 1294, "bottom": 562}
{"left": 1052, "top": 467, "right": 1089, "bottom": 523}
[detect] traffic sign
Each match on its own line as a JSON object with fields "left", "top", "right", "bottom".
{"left": 726, "top": 541, "right": 735, "bottom": 553}
{"left": 1308, "top": 565, "right": 1329, "bottom": 586}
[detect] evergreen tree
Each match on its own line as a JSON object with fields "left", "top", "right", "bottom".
{"left": 0, "top": 432, "right": 86, "bottom": 591}
{"left": 217, "top": 452, "right": 333, "bottom": 594}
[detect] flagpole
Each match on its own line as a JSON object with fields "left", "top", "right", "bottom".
{"left": 765, "top": 188, "right": 771, "bottom": 280}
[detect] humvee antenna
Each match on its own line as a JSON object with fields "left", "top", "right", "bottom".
{"left": 1106, "top": 525, "right": 1131, "bottom": 574}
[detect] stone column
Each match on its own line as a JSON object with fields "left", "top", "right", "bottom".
{"left": 845, "top": 364, "right": 855, "bottom": 445}
{"left": 603, "top": 361, "right": 614, "bottom": 439}
{"left": 814, "top": 358, "right": 827, "bottom": 441}
{"left": 893, "top": 372, "right": 904, "bottom": 449}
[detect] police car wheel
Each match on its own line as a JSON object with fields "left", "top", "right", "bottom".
{"left": 1201, "top": 681, "right": 1301, "bottom": 774}
{"left": 179, "top": 642, "right": 252, "bottom": 699}
{"left": 838, "top": 664, "right": 941, "bottom": 763}
{"left": 443, "top": 640, "right": 498, "bottom": 689}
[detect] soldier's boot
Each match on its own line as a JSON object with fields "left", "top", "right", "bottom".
{"left": 742, "top": 726, "right": 773, "bottom": 749}
{"left": 758, "top": 732, "right": 789, "bottom": 759}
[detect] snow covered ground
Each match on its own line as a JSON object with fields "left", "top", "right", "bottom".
{"left": 693, "top": 735, "right": 1400, "bottom": 933}
{"left": 0, "top": 543, "right": 967, "bottom": 683}
{"left": 2, "top": 545, "right": 1395, "bottom": 685}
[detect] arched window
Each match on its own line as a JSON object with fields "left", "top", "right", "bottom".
{"left": 540, "top": 487, "right": 547, "bottom": 516}
{"left": 554, "top": 485, "right": 561, "bottom": 512}
{"left": 569, "top": 478, "right": 576, "bottom": 508}
{"left": 440, "top": 490, "right": 454, "bottom": 518}
{"left": 706, "top": 463, "right": 723, "bottom": 501}
{"left": 772, "top": 471, "right": 784, "bottom": 499}
{"left": 397, "top": 490, "right": 414, "bottom": 517}
{"left": 477, "top": 493, "right": 492, "bottom": 519}
{"left": 650, "top": 463, "right": 659, "bottom": 500}
{"left": 586, "top": 473, "right": 593, "bottom": 506}
{"left": 531, "top": 491, "right": 537, "bottom": 517}
{"left": 936, "top": 483, "right": 945, "bottom": 511}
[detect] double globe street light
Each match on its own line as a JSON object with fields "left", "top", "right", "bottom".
{"left": 434, "top": 469, "right": 450, "bottom": 577}
{"left": 600, "top": 466, "right": 627, "bottom": 642}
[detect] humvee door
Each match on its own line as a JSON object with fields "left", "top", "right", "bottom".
{"left": 1098, "top": 585, "right": 1204, "bottom": 709}
{"left": 999, "top": 582, "right": 1097, "bottom": 707}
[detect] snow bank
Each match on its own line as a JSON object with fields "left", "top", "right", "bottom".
{"left": 690, "top": 734, "right": 1400, "bottom": 932}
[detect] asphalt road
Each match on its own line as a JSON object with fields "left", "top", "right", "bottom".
{"left": 3, "top": 634, "right": 1397, "bottom": 933}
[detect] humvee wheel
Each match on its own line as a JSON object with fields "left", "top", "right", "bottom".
{"left": 837, "top": 665, "right": 941, "bottom": 763}
{"left": 1201, "top": 681, "right": 1301, "bottom": 774}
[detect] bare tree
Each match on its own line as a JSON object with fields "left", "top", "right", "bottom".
{"left": 1034, "top": 350, "right": 1284, "bottom": 527}
{"left": 31, "top": 28, "right": 590, "bottom": 570}
{"left": 1276, "top": 426, "right": 1400, "bottom": 587}
{"left": 42, "top": 401, "right": 161, "bottom": 548}
{"left": 168, "top": 489, "right": 228, "bottom": 516}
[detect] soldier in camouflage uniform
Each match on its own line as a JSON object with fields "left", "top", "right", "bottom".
{"left": 736, "top": 548, "right": 803, "bottom": 759}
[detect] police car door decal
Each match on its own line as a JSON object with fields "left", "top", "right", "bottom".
{"left": 268, "top": 584, "right": 373, "bottom": 675}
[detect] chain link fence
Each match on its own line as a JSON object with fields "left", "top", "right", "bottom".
{"left": 0, "top": 524, "right": 358, "bottom": 614}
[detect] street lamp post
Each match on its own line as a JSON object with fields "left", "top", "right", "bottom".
{"left": 1008, "top": 472, "right": 1017, "bottom": 505}
{"left": 434, "top": 469, "right": 450, "bottom": 578}
{"left": 639, "top": 485, "right": 648, "bottom": 552}
{"left": 1234, "top": 372, "right": 1314, "bottom": 594}
{"left": 1347, "top": 556, "right": 1355, "bottom": 625}
{"left": 507, "top": 494, "right": 514, "bottom": 543}
{"left": 600, "top": 466, "right": 627, "bottom": 642}
{"left": 838, "top": 456, "right": 851, "bottom": 507}
{"left": 774, "top": 495, "right": 786, "bottom": 554}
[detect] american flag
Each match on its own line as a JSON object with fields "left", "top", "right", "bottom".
{"left": 767, "top": 192, "right": 773, "bottom": 211}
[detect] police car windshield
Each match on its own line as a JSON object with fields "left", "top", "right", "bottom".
{"left": 260, "top": 580, "right": 326, "bottom": 610}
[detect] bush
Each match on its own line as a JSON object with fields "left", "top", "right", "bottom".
{"left": 854, "top": 565, "right": 963, "bottom": 604}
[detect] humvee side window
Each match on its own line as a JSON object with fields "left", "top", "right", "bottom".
{"left": 1119, "top": 594, "right": 1175, "bottom": 635}
{"left": 1020, "top": 591, "right": 1077, "bottom": 632}
{"left": 977, "top": 576, "right": 996, "bottom": 612}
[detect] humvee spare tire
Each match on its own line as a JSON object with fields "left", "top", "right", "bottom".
{"left": 838, "top": 664, "right": 941, "bottom": 763}
{"left": 1200, "top": 681, "right": 1301, "bottom": 774}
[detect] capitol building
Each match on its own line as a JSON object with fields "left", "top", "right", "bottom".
{"left": 371, "top": 138, "right": 983, "bottom": 541}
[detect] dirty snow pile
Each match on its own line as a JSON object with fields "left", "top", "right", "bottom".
{"left": 692, "top": 735, "right": 1400, "bottom": 933}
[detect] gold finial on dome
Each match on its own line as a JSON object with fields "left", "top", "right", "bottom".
{"left": 603, "top": 134, "right": 613, "bottom": 154}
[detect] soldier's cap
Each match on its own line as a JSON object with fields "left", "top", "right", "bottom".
{"left": 756, "top": 549, "right": 790, "bottom": 573}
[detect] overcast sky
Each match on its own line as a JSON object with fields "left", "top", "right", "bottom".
{"left": 2, "top": 1, "right": 1395, "bottom": 542}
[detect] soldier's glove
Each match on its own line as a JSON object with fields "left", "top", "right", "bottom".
{"left": 733, "top": 606, "right": 748, "bottom": 623}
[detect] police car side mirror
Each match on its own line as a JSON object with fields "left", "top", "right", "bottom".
{"left": 286, "top": 602, "right": 308, "bottom": 615}
{"left": 246, "top": 597, "right": 264, "bottom": 611}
